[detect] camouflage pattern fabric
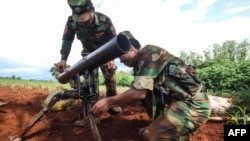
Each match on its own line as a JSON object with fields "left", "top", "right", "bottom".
{"left": 68, "top": 0, "right": 90, "bottom": 6}
{"left": 120, "top": 30, "right": 135, "bottom": 39}
{"left": 142, "top": 92, "right": 211, "bottom": 141}
{"left": 120, "top": 30, "right": 141, "bottom": 49}
{"left": 60, "top": 12, "right": 116, "bottom": 60}
{"left": 60, "top": 11, "right": 117, "bottom": 97}
{"left": 67, "top": 0, "right": 94, "bottom": 22}
{"left": 131, "top": 45, "right": 211, "bottom": 140}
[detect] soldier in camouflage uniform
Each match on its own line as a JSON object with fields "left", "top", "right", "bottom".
{"left": 56, "top": 0, "right": 121, "bottom": 118}
{"left": 91, "top": 31, "right": 211, "bottom": 141}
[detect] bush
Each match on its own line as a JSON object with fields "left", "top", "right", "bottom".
{"left": 198, "top": 61, "right": 250, "bottom": 91}
{"left": 99, "top": 71, "right": 133, "bottom": 87}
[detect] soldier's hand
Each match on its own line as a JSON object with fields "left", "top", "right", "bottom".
{"left": 56, "top": 60, "right": 66, "bottom": 73}
{"left": 91, "top": 98, "right": 109, "bottom": 115}
{"left": 107, "top": 60, "right": 117, "bottom": 70}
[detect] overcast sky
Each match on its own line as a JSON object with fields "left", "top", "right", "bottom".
{"left": 0, "top": 0, "right": 250, "bottom": 80}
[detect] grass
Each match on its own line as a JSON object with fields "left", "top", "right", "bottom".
{"left": 226, "top": 105, "right": 249, "bottom": 125}
{"left": 0, "top": 78, "right": 70, "bottom": 90}
{"left": 0, "top": 78, "right": 129, "bottom": 94}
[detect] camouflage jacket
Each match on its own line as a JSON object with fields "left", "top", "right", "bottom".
{"left": 132, "top": 45, "right": 202, "bottom": 118}
{"left": 60, "top": 12, "right": 116, "bottom": 60}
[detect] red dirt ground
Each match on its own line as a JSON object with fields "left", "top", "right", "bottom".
{"left": 0, "top": 85, "right": 224, "bottom": 141}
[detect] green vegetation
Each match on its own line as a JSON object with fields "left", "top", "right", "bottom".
{"left": 0, "top": 73, "right": 131, "bottom": 93}
{"left": 1, "top": 38, "right": 250, "bottom": 118}
{"left": 99, "top": 71, "right": 134, "bottom": 87}
{"left": 226, "top": 105, "right": 249, "bottom": 125}
{"left": 197, "top": 61, "right": 250, "bottom": 91}
{"left": 0, "top": 77, "right": 70, "bottom": 90}
{"left": 232, "top": 85, "right": 250, "bottom": 112}
{"left": 180, "top": 39, "right": 250, "bottom": 115}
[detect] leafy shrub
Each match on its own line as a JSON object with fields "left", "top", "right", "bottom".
{"left": 198, "top": 61, "right": 250, "bottom": 91}
{"left": 116, "top": 73, "right": 133, "bottom": 87}
{"left": 99, "top": 71, "right": 133, "bottom": 87}
{"left": 231, "top": 85, "right": 250, "bottom": 113}
{"left": 226, "top": 105, "right": 249, "bottom": 125}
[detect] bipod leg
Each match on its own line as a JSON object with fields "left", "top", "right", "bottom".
{"left": 18, "top": 107, "right": 48, "bottom": 138}
{"left": 87, "top": 105, "right": 102, "bottom": 141}
{"left": 10, "top": 91, "right": 64, "bottom": 141}
{"left": 9, "top": 107, "right": 50, "bottom": 141}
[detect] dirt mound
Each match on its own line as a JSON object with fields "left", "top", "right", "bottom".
{"left": 0, "top": 86, "right": 224, "bottom": 141}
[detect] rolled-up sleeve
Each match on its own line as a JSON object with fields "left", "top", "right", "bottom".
{"left": 132, "top": 76, "right": 154, "bottom": 90}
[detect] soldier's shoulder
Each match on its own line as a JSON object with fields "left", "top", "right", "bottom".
{"left": 66, "top": 16, "right": 77, "bottom": 30}
{"left": 143, "top": 45, "right": 159, "bottom": 51}
{"left": 67, "top": 16, "right": 74, "bottom": 21}
{"left": 95, "top": 12, "right": 111, "bottom": 22}
{"left": 145, "top": 45, "right": 167, "bottom": 52}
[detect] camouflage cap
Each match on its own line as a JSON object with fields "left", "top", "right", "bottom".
{"left": 120, "top": 30, "right": 135, "bottom": 40}
{"left": 120, "top": 30, "right": 141, "bottom": 49}
{"left": 68, "top": 0, "right": 89, "bottom": 6}
{"left": 67, "top": 0, "right": 94, "bottom": 22}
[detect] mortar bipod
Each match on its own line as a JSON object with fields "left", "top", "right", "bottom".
{"left": 10, "top": 90, "right": 65, "bottom": 141}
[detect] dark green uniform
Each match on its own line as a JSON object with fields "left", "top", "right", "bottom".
{"left": 60, "top": 12, "right": 117, "bottom": 97}
{"left": 132, "top": 45, "right": 211, "bottom": 141}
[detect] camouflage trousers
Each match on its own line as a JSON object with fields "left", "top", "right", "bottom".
{"left": 142, "top": 92, "right": 211, "bottom": 141}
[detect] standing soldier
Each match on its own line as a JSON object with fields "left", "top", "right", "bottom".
{"left": 56, "top": 0, "right": 121, "bottom": 125}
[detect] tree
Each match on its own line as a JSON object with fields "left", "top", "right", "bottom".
{"left": 210, "top": 40, "right": 249, "bottom": 62}
{"left": 179, "top": 51, "right": 203, "bottom": 67}
{"left": 235, "top": 39, "right": 250, "bottom": 61}
{"left": 178, "top": 39, "right": 250, "bottom": 91}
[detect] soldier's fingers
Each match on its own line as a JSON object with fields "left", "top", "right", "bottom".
{"left": 92, "top": 108, "right": 101, "bottom": 115}
{"left": 91, "top": 105, "right": 98, "bottom": 114}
